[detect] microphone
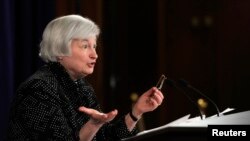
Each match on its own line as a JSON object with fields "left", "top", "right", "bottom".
{"left": 178, "top": 79, "right": 221, "bottom": 117}
{"left": 165, "top": 79, "right": 204, "bottom": 120}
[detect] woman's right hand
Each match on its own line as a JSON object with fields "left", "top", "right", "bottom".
{"left": 78, "top": 106, "right": 118, "bottom": 141}
{"left": 79, "top": 106, "right": 118, "bottom": 125}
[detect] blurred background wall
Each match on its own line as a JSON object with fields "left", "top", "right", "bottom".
{"left": 1, "top": 0, "right": 250, "bottom": 140}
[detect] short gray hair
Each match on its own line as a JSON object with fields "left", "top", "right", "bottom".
{"left": 39, "top": 15, "right": 100, "bottom": 62}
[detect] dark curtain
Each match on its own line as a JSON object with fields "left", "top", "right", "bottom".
{"left": 0, "top": 0, "right": 55, "bottom": 140}
{"left": 0, "top": 0, "right": 15, "bottom": 139}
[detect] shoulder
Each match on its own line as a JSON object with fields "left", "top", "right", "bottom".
{"left": 16, "top": 66, "right": 61, "bottom": 101}
{"left": 20, "top": 66, "right": 56, "bottom": 88}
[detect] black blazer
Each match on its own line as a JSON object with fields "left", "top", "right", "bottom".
{"left": 7, "top": 62, "right": 137, "bottom": 141}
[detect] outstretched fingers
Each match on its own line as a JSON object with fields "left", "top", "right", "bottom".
{"left": 78, "top": 106, "right": 118, "bottom": 123}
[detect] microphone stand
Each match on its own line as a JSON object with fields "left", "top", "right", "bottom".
{"left": 178, "top": 79, "right": 221, "bottom": 117}
{"left": 187, "top": 84, "right": 221, "bottom": 117}
{"left": 166, "top": 79, "right": 204, "bottom": 120}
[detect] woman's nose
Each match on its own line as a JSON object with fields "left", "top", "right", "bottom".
{"left": 90, "top": 50, "right": 98, "bottom": 59}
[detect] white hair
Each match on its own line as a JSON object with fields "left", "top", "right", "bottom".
{"left": 39, "top": 15, "right": 100, "bottom": 62}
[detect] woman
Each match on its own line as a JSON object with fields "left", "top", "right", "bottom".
{"left": 7, "top": 15, "right": 164, "bottom": 141}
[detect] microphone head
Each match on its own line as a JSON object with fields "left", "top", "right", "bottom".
{"left": 178, "top": 79, "right": 189, "bottom": 87}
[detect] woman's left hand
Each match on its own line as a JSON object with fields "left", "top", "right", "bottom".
{"left": 132, "top": 87, "right": 164, "bottom": 118}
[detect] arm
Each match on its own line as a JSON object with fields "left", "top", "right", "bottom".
{"left": 8, "top": 81, "right": 76, "bottom": 140}
{"left": 78, "top": 107, "right": 118, "bottom": 141}
{"left": 78, "top": 120, "right": 103, "bottom": 141}
{"left": 78, "top": 87, "right": 164, "bottom": 140}
{"left": 125, "top": 87, "right": 164, "bottom": 131}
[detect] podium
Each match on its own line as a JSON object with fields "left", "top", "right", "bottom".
{"left": 122, "top": 110, "right": 250, "bottom": 141}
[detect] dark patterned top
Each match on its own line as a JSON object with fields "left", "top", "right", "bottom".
{"left": 7, "top": 62, "right": 137, "bottom": 141}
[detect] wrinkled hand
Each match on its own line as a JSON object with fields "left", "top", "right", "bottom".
{"left": 133, "top": 87, "right": 164, "bottom": 117}
{"left": 79, "top": 106, "right": 118, "bottom": 125}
